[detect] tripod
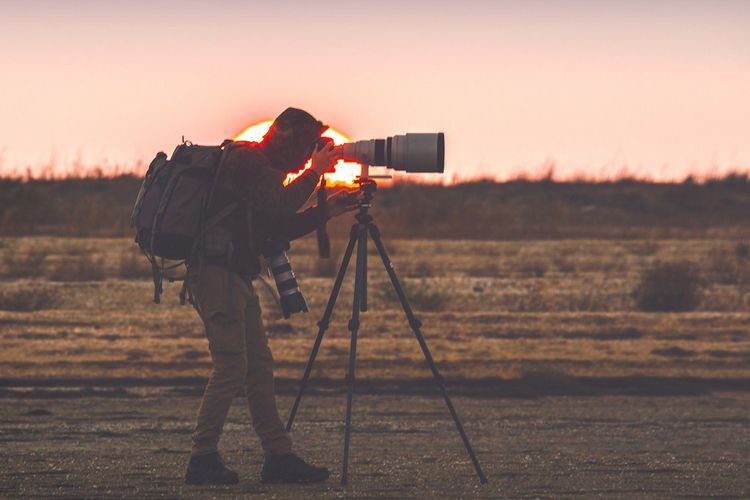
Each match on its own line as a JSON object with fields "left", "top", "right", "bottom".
{"left": 285, "top": 175, "right": 487, "bottom": 485}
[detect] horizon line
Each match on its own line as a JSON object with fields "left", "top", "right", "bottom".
{"left": 3, "top": 161, "right": 750, "bottom": 186}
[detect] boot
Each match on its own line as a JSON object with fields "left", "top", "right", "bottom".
{"left": 185, "top": 452, "right": 239, "bottom": 485}
{"left": 261, "top": 453, "right": 329, "bottom": 483}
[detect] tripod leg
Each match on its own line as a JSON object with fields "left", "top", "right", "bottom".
{"left": 368, "top": 223, "right": 488, "bottom": 484}
{"left": 286, "top": 225, "right": 358, "bottom": 432}
{"left": 360, "top": 230, "right": 368, "bottom": 312}
{"left": 342, "top": 223, "right": 367, "bottom": 485}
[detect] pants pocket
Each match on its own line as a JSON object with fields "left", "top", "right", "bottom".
{"left": 205, "top": 312, "right": 244, "bottom": 355}
{"left": 191, "top": 265, "right": 247, "bottom": 354}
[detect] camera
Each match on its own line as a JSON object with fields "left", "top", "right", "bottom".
{"left": 339, "top": 133, "right": 444, "bottom": 173}
{"left": 262, "top": 239, "right": 308, "bottom": 318}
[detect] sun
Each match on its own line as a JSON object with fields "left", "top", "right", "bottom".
{"left": 234, "top": 120, "right": 361, "bottom": 186}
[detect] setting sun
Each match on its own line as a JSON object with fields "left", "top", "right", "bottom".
{"left": 234, "top": 121, "right": 361, "bottom": 186}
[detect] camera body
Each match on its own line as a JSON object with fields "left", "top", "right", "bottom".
{"left": 262, "top": 238, "right": 308, "bottom": 318}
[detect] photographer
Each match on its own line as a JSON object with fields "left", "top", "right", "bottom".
{"left": 185, "top": 108, "right": 357, "bottom": 485}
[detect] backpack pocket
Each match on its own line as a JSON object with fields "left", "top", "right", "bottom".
{"left": 131, "top": 152, "right": 168, "bottom": 227}
{"left": 150, "top": 167, "right": 212, "bottom": 260}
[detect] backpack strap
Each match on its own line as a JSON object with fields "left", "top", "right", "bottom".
{"left": 190, "top": 139, "right": 235, "bottom": 254}
{"left": 204, "top": 201, "right": 240, "bottom": 229}
{"left": 316, "top": 177, "right": 330, "bottom": 258}
{"left": 151, "top": 260, "right": 163, "bottom": 304}
{"left": 205, "top": 139, "right": 235, "bottom": 211}
{"left": 179, "top": 272, "right": 195, "bottom": 306}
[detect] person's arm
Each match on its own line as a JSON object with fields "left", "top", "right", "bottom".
{"left": 273, "top": 189, "right": 359, "bottom": 241}
{"left": 274, "top": 141, "right": 341, "bottom": 218}
{"left": 278, "top": 168, "right": 320, "bottom": 215}
{"left": 279, "top": 205, "right": 329, "bottom": 241}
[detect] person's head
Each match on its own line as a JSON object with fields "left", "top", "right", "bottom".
{"left": 261, "top": 107, "right": 329, "bottom": 174}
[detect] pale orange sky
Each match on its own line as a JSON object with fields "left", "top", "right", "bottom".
{"left": 1, "top": 0, "right": 748, "bottom": 181}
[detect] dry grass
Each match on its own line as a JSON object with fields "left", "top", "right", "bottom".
{"left": 46, "top": 254, "right": 107, "bottom": 282}
{"left": 2, "top": 237, "right": 750, "bottom": 314}
{"left": 0, "top": 237, "right": 749, "bottom": 383}
{"left": 382, "top": 279, "right": 449, "bottom": 312}
{"left": 404, "top": 260, "right": 434, "bottom": 278}
{"left": 2, "top": 244, "right": 47, "bottom": 278}
{"left": 6, "top": 175, "right": 750, "bottom": 240}
{"left": 117, "top": 247, "right": 150, "bottom": 280}
{"left": 519, "top": 260, "right": 548, "bottom": 278}
{"left": 707, "top": 244, "right": 750, "bottom": 285}
{"left": 0, "top": 284, "right": 57, "bottom": 311}
{"left": 310, "top": 249, "right": 341, "bottom": 278}
{"left": 468, "top": 260, "right": 501, "bottom": 277}
{"left": 634, "top": 261, "right": 703, "bottom": 312}
{"left": 631, "top": 240, "right": 660, "bottom": 256}
{"left": 553, "top": 257, "right": 577, "bottom": 273}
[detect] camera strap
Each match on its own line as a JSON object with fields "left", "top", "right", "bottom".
{"left": 316, "top": 177, "right": 330, "bottom": 258}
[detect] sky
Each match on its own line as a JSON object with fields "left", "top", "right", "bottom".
{"left": 1, "top": 0, "right": 748, "bottom": 181}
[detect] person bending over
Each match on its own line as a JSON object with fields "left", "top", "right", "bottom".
{"left": 185, "top": 108, "right": 357, "bottom": 485}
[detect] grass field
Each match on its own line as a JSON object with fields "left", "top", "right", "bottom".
{"left": 1, "top": 236, "right": 749, "bottom": 385}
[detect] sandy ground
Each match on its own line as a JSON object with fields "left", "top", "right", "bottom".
{"left": 1, "top": 391, "right": 749, "bottom": 498}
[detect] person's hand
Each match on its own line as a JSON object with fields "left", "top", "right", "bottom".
{"left": 310, "top": 142, "right": 341, "bottom": 176}
{"left": 324, "top": 188, "right": 359, "bottom": 218}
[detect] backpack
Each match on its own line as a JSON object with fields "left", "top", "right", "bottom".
{"left": 131, "top": 139, "right": 237, "bottom": 304}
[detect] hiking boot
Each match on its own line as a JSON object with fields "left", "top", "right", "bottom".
{"left": 261, "top": 453, "right": 329, "bottom": 483}
{"left": 185, "top": 452, "right": 239, "bottom": 485}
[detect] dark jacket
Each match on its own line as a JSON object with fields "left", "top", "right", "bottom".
{"left": 205, "top": 140, "right": 328, "bottom": 278}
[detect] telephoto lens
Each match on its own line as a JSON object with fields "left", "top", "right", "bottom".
{"left": 339, "top": 132, "right": 445, "bottom": 173}
{"left": 262, "top": 239, "right": 308, "bottom": 318}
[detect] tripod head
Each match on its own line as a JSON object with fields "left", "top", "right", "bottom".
{"left": 315, "top": 164, "right": 389, "bottom": 258}
{"left": 353, "top": 164, "right": 391, "bottom": 211}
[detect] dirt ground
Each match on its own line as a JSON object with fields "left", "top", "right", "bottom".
{"left": 1, "top": 391, "right": 749, "bottom": 498}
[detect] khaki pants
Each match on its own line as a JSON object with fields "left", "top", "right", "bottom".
{"left": 189, "top": 265, "right": 292, "bottom": 457}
